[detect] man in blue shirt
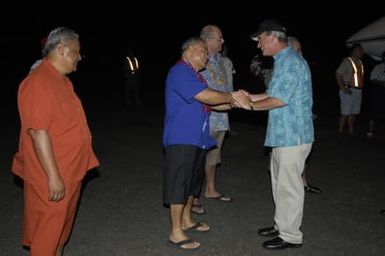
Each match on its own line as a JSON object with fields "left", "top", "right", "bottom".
{"left": 163, "top": 37, "right": 242, "bottom": 250}
{"left": 234, "top": 20, "right": 314, "bottom": 250}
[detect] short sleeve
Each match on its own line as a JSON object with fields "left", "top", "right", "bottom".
{"left": 168, "top": 66, "right": 207, "bottom": 103}
{"left": 268, "top": 59, "right": 300, "bottom": 104}
{"left": 19, "top": 80, "right": 53, "bottom": 130}
{"left": 336, "top": 59, "right": 350, "bottom": 77}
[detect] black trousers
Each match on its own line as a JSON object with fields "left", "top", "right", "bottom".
{"left": 163, "top": 145, "right": 206, "bottom": 205}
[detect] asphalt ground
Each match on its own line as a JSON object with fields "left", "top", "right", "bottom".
{"left": 1, "top": 99, "right": 385, "bottom": 256}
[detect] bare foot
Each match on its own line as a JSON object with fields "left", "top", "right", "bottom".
{"left": 205, "top": 191, "right": 222, "bottom": 198}
{"left": 192, "top": 198, "right": 200, "bottom": 206}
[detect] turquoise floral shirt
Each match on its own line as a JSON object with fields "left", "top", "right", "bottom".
{"left": 265, "top": 47, "right": 314, "bottom": 147}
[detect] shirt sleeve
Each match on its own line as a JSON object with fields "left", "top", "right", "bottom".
{"left": 336, "top": 59, "right": 350, "bottom": 78}
{"left": 19, "top": 79, "right": 53, "bottom": 131}
{"left": 268, "top": 58, "right": 301, "bottom": 104}
{"left": 169, "top": 67, "right": 207, "bottom": 103}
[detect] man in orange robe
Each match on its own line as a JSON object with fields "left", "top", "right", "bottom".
{"left": 12, "top": 27, "right": 99, "bottom": 256}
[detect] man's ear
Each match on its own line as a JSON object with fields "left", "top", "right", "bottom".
{"left": 55, "top": 43, "right": 66, "bottom": 57}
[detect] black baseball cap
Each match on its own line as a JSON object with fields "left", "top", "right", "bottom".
{"left": 251, "top": 19, "right": 287, "bottom": 41}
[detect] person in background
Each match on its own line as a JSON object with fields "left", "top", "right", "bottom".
{"left": 191, "top": 25, "right": 234, "bottom": 215}
{"left": 29, "top": 37, "right": 47, "bottom": 72}
{"left": 366, "top": 51, "right": 385, "bottom": 138}
{"left": 288, "top": 36, "right": 321, "bottom": 194}
{"left": 124, "top": 48, "right": 141, "bottom": 105}
{"left": 336, "top": 44, "right": 365, "bottom": 135}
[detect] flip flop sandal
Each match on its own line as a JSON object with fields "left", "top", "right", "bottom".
{"left": 184, "top": 222, "right": 210, "bottom": 232}
{"left": 168, "top": 239, "right": 200, "bottom": 250}
{"left": 207, "top": 194, "right": 232, "bottom": 202}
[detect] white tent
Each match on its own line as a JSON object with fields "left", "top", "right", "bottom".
{"left": 346, "top": 16, "right": 385, "bottom": 61}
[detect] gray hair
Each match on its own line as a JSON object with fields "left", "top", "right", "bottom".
{"left": 181, "top": 37, "right": 204, "bottom": 54}
{"left": 42, "top": 27, "right": 79, "bottom": 57}
{"left": 265, "top": 31, "right": 287, "bottom": 43}
{"left": 287, "top": 36, "right": 299, "bottom": 48}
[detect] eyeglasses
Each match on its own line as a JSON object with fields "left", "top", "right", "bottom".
{"left": 209, "top": 37, "right": 224, "bottom": 43}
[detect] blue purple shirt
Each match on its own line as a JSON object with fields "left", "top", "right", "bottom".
{"left": 163, "top": 60, "right": 216, "bottom": 149}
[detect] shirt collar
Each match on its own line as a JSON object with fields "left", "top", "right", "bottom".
{"left": 209, "top": 52, "right": 221, "bottom": 62}
{"left": 273, "top": 46, "right": 292, "bottom": 61}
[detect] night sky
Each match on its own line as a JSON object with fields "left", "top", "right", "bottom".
{"left": 1, "top": 9, "right": 384, "bottom": 110}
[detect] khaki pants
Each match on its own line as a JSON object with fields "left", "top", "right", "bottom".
{"left": 206, "top": 131, "right": 226, "bottom": 167}
{"left": 270, "top": 143, "right": 312, "bottom": 244}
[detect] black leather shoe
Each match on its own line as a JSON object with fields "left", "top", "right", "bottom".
{"left": 262, "top": 237, "right": 302, "bottom": 250}
{"left": 380, "top": 209, "right": 385, "bottom": 215}
{"left": 305, "top": 184, "right": 322, "bottom": 194}
{"left": 258, "top": 226, "right": 279, "bottom": 237}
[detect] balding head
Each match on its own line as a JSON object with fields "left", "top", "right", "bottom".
{"left": 200, "top": 25, "right": 221, "bottom": 40}
{"left": 200, "top": 25, "right": 224, "bottom": 54}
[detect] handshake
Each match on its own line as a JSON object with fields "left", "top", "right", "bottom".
{"left": 230, "top": 90, "right": 267, "bottom": 110}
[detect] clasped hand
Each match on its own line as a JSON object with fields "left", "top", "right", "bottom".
{"left": 231, "top": 90, "right": 252, "bottom": 110}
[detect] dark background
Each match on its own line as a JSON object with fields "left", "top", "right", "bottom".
{"left": 1, "top": 9, "right": 384, "bottom": 119}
